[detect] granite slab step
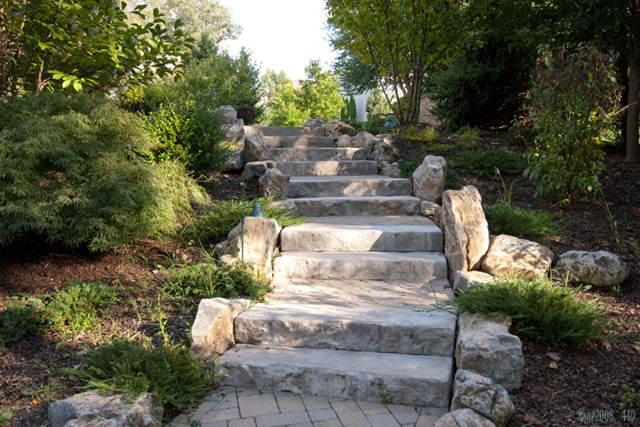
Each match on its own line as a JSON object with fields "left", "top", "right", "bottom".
{"left": 234, "top": 303, "right": 456, "bottom": 356}
{"left": 245, "top": 125, "right": 325, "bottom": 137}
{"left": 263, "top": 135, "right": 335, "bottom": 148}
{"left": 269, "top": 147, "right": 368, "bottom": 161}
{"left": 288, "top": 175, "right": 412, "bottom": 198}
{"left": 219, "top": 345, "right": 454, "bottom": 408}
{"left": 273, "top": 251, "right": 448, "bottom": 281}
{"left": 287, "top": 196, "right": 421, "bottom": 216}
{"left": 275, "top": 160, "right": 378, "bottom": 176}
{"left": 280, "top": 217, "right": 442, "bottom": 252}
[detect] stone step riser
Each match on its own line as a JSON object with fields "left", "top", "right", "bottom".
{"left": 275, "top": 161, "right": 378, "bottom": 176}
{"left": 289, "top": 197, "right": 421, "bottom": 216}
{"left": 280, "top": 226, "right": 443, "bottom": 252}
{"left": 273, "top": 252, "right": 448, "bottom": 281}
{"left": 288, "top": 178, "right": 412, "bottom": 198}
{"left": 264, "top": 136, "right": 335, "bottom": 148}
{"left": 270, "top": 148, "right": 368, "bottom": 162}
{"left": 245, "top": 126, "right": 325, "bottom": 137}
{"left": 234, "top": 305, "right": 456, "bottom": 356}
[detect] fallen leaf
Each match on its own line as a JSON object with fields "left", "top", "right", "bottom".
{"left": 546, "top": 352, "right": 561, "bottom": 361}
{"left": 32, "top": 397, "right": 40, "bottom": 405}
{"left": 549, "top": 361, "right": 558, "bottom": 369}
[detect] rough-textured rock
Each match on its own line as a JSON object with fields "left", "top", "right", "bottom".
{"left": 335, "top": 134, "right": 353, "bottom": 147}
{"left": 290, "top": 195, "right": 421, "bottom": 216}
{"left": 413, "top": 155, "right": 447, "bottom": 203}
{"left": 323, "top": 119, "right": 355, "bottom": 135}
{"left": 456, "top": 313, "right": 524, "bottom": 391}
{"left": 243, "top": 161, "right": 276, "bottom": 178}
{"left": 303, "top": 118, "right": 326, "bottom": 127}
{"left": 442, "top": 186, "right": 490, "bottom": 277}
{"left": 266, "top": 199, "right": 298, "bottom": 215}
{"left": 49, "top": 391, "right": 161, "bottom": 427}
{"left": 379, "top": 161, "right": 401, "bottom": 178}
{"left": 555, "top": 250, "right": 629, "bottom": 287}
{"left": 223, "top": 150, "right": 246, "bottom": 172}
{"left": 224, "top": 118, "right": 245, "bottom": 143}
{"left": 288, "top": 175, "right": 411, "bottom": 198}
{"left": 230, "top": 217, "right": 281, "bottom": 276}
{"left": 481, "top": 234, "right": 553, "bottom": 280}
{"left": 259, "top": 168, "right": 289, "bottom": 199}
{"left": 435, "top": 409, "right": 497, "bottom": 427}
{"left": 451, "top": 370, "right": 514, "bottom": 427}
{"left": 453, "top": 271, "right": 495, "bottom": 293}
{"left": 243, "top": 133, "right": 271, "bottom": 162}
{"left": 351, "top": 131, "right": 376, "bottom": 148}
{"left": 190, "top": 297, "right": 252, "bottom": 358}
{"left": 368, "top": 136, "right": 400, "bottom": 164}
{"left": 421, "top": 200, "right": 439, "bottom": 218}
{"left": 275, "top": 160, "right": 378, "bottom": 176}
{"left": 215, "top": 105, "right": 237, "bottom": 125}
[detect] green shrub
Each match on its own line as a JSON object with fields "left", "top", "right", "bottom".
{"left": 0, "top": 93, "right": 208, "bottom": 251}
{"left": 0, "top": 408, "right": 12, "bottom": 426}
{"left": 0, "top": 299, "right": 45, "bottom": 347}
{"left": 43, "top": 281, "right": 119, "bottom": 335}
{"left": 446, "top": 169, "right": 461, "bottom": 190}
{"left": 451, "top": 278, "right": 613, "bottom": 348}
{"left": 72, "top": 340, "right": 215, "bottom": 421}
{"left": 484, "top": 201, "right": 563, "bottom": 242}
{"left": 455, "top": 148, "right": 526, "bottom": 177}
{"left": 165, "top": 262, "right": 269, "bottom": 301}
{"left": 402, "top": 126, "right": 439, "bottom": 142}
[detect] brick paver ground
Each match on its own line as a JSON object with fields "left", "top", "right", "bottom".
{"left": 170, "top": 387, "right": 444, "bottom": 427}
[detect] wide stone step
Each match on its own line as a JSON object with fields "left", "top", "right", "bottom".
{"left": 289, "top": 175, "right": 412, "bottom": 197}
{"left": 280, "top": 217, "right": 443, "bottom": 252}
{"left": 287, "top": 196, "right": 421, "bottom": 216}
{"left": 275, "top": 160, "right": 378, "bottom": 176}
{"left": 219, "top": 345, "right": 454, "bottom": 408}
{"left": 269, "top": 147, "right": 368, "bottom": 161}
{"left": 245, "top": 125, "right": 325, "bottom": 137}
{"left": 273, "top": 251, "right": 448, "bottom": 281}
{"left": 235, "top": 303, "right": 456, "bottom": 356}
{"left": 263, "top": 135, "right": 335, "bottom": 148}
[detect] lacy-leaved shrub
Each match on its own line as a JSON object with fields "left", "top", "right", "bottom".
{"left": 0, "top": 93, "right": 208, "bottom": 251}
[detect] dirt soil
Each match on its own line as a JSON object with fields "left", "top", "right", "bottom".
{"left": 1, "top": 139, "right": 639, "bottom": 426}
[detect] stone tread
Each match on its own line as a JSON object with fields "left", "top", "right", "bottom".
{"left": 219, "top": 345, "right": 454, "bottom": 408}
{"left": 275, "top": 160, "right": 378, "bottom": 176}
{"left": 289, "top": 175, "right": 413, "bottom": 198}
{"left": 289, "top": 196, "right": 421, "bottom": 216}
{"left": 263, "top": 135, "right": 336, "bottom": 148}
{"left": 234, "top": 302, "right": 456, "bottom": 356}
{"left": 269, "top": 147, "right": 368, "bottom": 161}
{"left": 245, "top": 126, "right": 325, "bottom": 137}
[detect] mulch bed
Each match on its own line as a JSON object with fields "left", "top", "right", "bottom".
{"left": 1, "top": 135, "right": 638, "bottom": 426}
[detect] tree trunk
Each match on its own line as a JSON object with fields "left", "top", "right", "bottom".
{"left": 626, "top": 62, "right": 640, "bottom": 162}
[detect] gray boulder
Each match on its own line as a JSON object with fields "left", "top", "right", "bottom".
{"left": 451, "top": 370, "right": 514, "bottom": 427}
{"left": 259, "top": 169, "right": 290, "bottom": 199}
{"left": 191, "top": 298, "right": 252, "bottom": 358}
{"left": 244, "top": 161, "right": 277, "bottom": 178}
{"left": 368, "top": 135, "right": 400, "bottom": 164}
{"left": 215, "top": 105, "right": 237, "bottom": 125}
{"left": 453, "top": 271, "right": 495, "bottom": 293}
{"left": 379, "top": 161, "right": 401, "bottom": 178}
{"left": 243, "top": 133, "right": 271, "bottom": 162}
{"left": 303, "top": 118, "right": 326, "bottom": 127}
{"left": 555, "top": 250, "right": 629, "bottom": 287}
{"left": 435, "top": 409, "right": 496, "bottom": 427}
{"left": 224, "top": 118, "right": 245, "bottom": 143}
{"left": 481, "top": 234, "right": 553, "bottom": 280}
{"left": 335, "top": 134, "right": 352, "bottom": 147}
{"left": 223, "top": 150, "right": 246, "bottom": 172}
{"left": 323, "top": 119, "right": 355, "bottom": 135}
{"left": 413, "top": 155, "right": 447, "bottom": 203}
{"left": 351, "top": 131, "right": 376, "bottom": 148}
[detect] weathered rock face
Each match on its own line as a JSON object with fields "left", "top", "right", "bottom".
{"left": 259, "top": 168, "right": 290, "bottom": 199}
{"left": 243, "top": 133, "right": 271, "bottom": 162}
{"left": 303, "top": 118, "right": 326, "bottom": 127}
{"left": 224, "top": 118, "right": 245, "bottom": 143}
{"left": 420, "top": 200, "right": 442, "bottom": 226}
{"left": 243, "top": 161, "right": 277, "bottom": 178}
{"left": 451, "top": 370, "right": 514, "bottom": 427}
{"left": 267, "top": 199, "right": 298, "bottom": 215}
{"left": 190, "top": 298, "right": 252, "bottom": 358}
{"left": 368, "top": 135, "right": 400, "bottom": 164}
{"left": 49, "top": 391, "right": 161, "bottom": 427}
{"left": 215, "top": 105, "right": 237, "bottom": 125}
{"left": 335, "top": 134, "right": 352, "bottom": 147}
{"left": 223, "top": 150, "right": 246, "bottom": 172}
{"left": 323, "top": 119, "right": 355, "bottom": 135}
{"left": 351, "top": 131, "right": 376, "bottom": 148}
{"left": 481, "top": 234, "right": 553, "bottom": 280}
{"left": 413, "top": 155, "right": 447, "bottom": 203}
{"left": 555, "top": 250, "right": 629, "bottom": 287}
{"left": 453, "top": 271, "right": 495, "bottom": 293}
{"left": 441, "top": 186, "right": 490, "bottom": 277}
{"left": 435, "top": 408, "right": 497, "bottom": 427}
{"left": 378, "top": 161, "right": 401, "bottom": 178}
{"left": 456, "top": 313, "right": 524, "bottom": 391}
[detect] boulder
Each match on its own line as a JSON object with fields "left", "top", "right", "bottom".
{"left": 456, "top": 313, "right": 524, "bottom": 391}
{"left": 451, "top": 370, "right": 514, "bottom": 427}
{"left": 259, "top": 169, "right": 290, "bottom": 199}
{"left": 223, "top": 150, "right": 246, "bottom": 172}
{"left": 215, "top": 105, "right": 237, "bottom": 125}
{"left": 224, "top": 118, "right": 245, "bottom": 143}
{"left": 368, "top": 135, "right": 400, "bottom": 164}
{"left": 243, "top": 133, "right": 271, "bottom": 162}
{"left": 351, "top": 131, "right": 376, "bottom": 148}
{"left": 435, "top": 409, "right": 496, "bottom": 427}
{"left": 413, "top": 155, "right": 447, "bottom": 203}
{"left": 441, "top": 186, "right": 490, "bottom": 277}
{"left": 379, "top": 161, "right": 401, "bottom": 178}
{"left": 191, "top": 298, "right": 252, "bottom": 358}
{"left": 244, "top": 161, "right": 277, "bottom": 178}
{"left": 453, "top": 271, "right": 495, "bottom": 293}
{"left": 335, "top": 134, "right": 352, "bottom": 148}
{"left": 323, "top": 119, "right": 355, "bottom": 135}
{"left": 555, "top": 250, "right": 629, "bottom": 287}
{"left": 420, "top": 200, "right": 442, "bottom": 226}
{"left": 49, "top": 391, "right": 161, "bottom": 427}
{"left": 303, "top": 118, "right": 326, "bottom": 127}
{"left": 481, "top": 234, "right": 553, "bottom": 280}
{"left": 267, "top": 199, "right": 298, "bottom": 216}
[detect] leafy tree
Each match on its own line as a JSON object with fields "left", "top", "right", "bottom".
{"left": 260, "top": 70, "right": 307, "bottom": 126}
{"left": 333, "top": 49, "right": 378, "bottom": 96}
{"left": 0, "top": 0, "right": 193, "bottom": 99}
{"left": 327, "top": 0, "right": 468, "bottom": 124}
{"left": 366, "top": 88, "right": 392, "bottom": 116}
{"left": 299, "top": 60, "right": 344, "bottom": 121}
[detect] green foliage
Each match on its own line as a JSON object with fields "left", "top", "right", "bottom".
{"left": 341, "top": 96, "right": 358, "bottom": 123}
{"left": 366, "top": 88, "right": 392, "bottom": 116}
{"left": 446, "top": 168, "right": 461, "bottom": 190}
{"left": 182, "top": 198, "right": 305, "bottom": 244}
{"left": 42, "top": 281, "right": 119, "bottom": 335}
{"left": 334, "top": 49, "right": 378, "bottom": 96}
{"left": 0, "top": 93, "right": 208, "bottom": 251}
{"left": 0, "top": 299, "right": 44, "bottom": 347}
{"left": 300, "top": 61, "right": 345, "bottom": 121}
{"left": 165, "top": 262, "right": 269, "bottom": 301}
{"left": 618, "top": 384, "right": 640, "bottom": 409}
{"left": 525, "top": 48, "right": 620, "bottom": 199}
{"left": 484, "top": 201, "right": 563, "bottom": 243}
{"left": 451, "top": 278, "right": 613, "bottom": 348}
{"left": 0, "top": 0, "right": 193, "bottom": 99}
{"left": 72, "top": 340, "right": 215, "bottom": 421}
{"left": 260, "top": 70, "right": 308, "bottom": 126}
{"left": 351, "top": 115, "right": 389, "bottom": 136}
{"left": 0, "top": 408, "right": 12, "bottom": 426}
{"left": 402, "top": 126, "right": 439, "bottom": 142}
{"left": 455, "top": 149, "right": 526, "bottom": 177}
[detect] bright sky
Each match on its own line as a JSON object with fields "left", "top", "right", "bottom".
{"left": 218, "top": 0, "right": 337, "bottom": 81}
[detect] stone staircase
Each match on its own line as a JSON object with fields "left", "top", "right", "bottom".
{"left": 220, "top": 126, "right": 456, "bottom": 411}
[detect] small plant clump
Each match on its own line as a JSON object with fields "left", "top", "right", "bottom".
{"left": 451, "top": 278, "right": 613, "bottom": 348}
{"left": 455, "top": 148, "right": 526, "bottom": 177}
{"left": 0, "top": 300, "right": 45, "bottom": 347}
{"left": 484, "top": 201, "right": 564, "bottom": 243}
{"left": 401, "top": 125, "right": 439, "bottom": 142}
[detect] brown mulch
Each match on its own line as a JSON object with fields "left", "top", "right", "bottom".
{"left": 0, "top": 135, "right": 638, "bottom": 426}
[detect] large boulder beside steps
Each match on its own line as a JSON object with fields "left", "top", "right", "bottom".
{"left": 191, "top": 298, "right": 252, "bottom": 358}
{"left": 413, "top": 155, "right": 447, "bottom": 203}
{"left": 481, "top": 234, "right": 553, "bottom": 280}
{"left": 555, "top": 250, "right": 629, "bottom": 287}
